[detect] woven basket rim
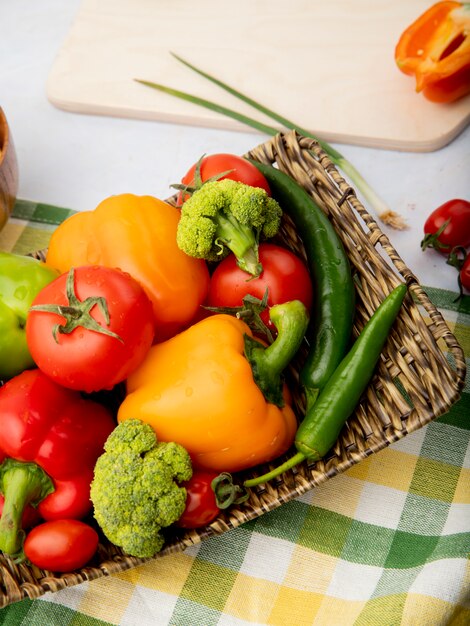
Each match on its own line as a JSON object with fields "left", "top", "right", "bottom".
{"left": 1, "top": 130, "right": 466, "bottom": 608}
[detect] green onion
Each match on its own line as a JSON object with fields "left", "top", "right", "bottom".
{"left": 134, "top": 79, "right": 280, "bottom": 137}
{"left": 135, "top": 54, "right": 406, "bottom": 229}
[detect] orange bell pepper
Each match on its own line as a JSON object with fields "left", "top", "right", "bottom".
{"left": 395, "top": 1, "right": 470, "bottom": 103}
{"left": 46, "top": 194, "right": 210, "bottom": 342}
{"left": 118, "top": 301, "right": 309, "bottom": 473}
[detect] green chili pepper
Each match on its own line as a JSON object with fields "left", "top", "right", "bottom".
{"left": 243, "top": 283, "right": 407, "bottom": 487}
{"left": 248, "top": 160, "right": 355, "bottom": 409}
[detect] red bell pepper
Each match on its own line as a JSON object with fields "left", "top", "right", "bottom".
{"left": 395, "top": 1, "right": 470, "bottom": 103}
{"left": 0, "top": 369, "right": 115, "bottom": 558}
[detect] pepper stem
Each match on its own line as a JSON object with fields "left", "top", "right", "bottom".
{"left": 211, "top": 450, "right": 308, "bottom": 500}
{"left": 304, "top": 387, "right": 320, "bottom": 414}
{"left": 0, "top": 459, "right": 54, "bottom": 558}
{"left": 244, "top": 300, "right": 309, "bottom": 407}
{"left": 211, "top": 473, "right": 250, "bottom": 509}
{"left": 244, "top": 451, "right": 306, "bottom": 488}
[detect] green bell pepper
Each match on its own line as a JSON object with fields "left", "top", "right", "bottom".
{"left": 0, "top": 252, "right": 59, "bottom": 380}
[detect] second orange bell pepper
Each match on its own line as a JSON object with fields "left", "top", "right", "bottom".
{"left": 117, "top": 301, "right": 309, "bottom": 473}
{"left": 46, "top": 194, "right": 210, "bottom": 342}
{"left": 395, "top": 1, "right": 470, "bottom": 103}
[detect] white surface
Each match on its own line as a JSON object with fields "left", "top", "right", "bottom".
{"left": 45, "top": 0, "right": 470, "bottom": 152}
{"left": 1, "top": 0, "right": 470, "bottom": 292}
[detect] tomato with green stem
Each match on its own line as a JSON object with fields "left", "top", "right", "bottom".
{"left": 176, "top": 471, "right": 221, "bottom": 529}
{"left": 446, "top": 246, "right": 470, "bottom": 297}
{"left": 175, "top": 153, "right": 271, "bottom": 204}
{"left": 207, "top": 243, "right": 313, "bottom": 336}
{"left": 26, "top": 266, "right": 155, "bottom": 393}
{"left": 460, "top": 254, "right": 470, "bottom": 293}
{"left": 421, "top": 199, "right": 470, "bottom": 254}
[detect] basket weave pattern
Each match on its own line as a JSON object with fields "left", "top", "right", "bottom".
{"left": 0, "top": 131, "right": 466, "bottom": 607}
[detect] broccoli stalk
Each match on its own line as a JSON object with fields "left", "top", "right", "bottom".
{"left": 0, "top": 459, "right": 54, "bottom": 558}
{"left": 176, "top": 179, "right": 282, "bottom": 277}
{"left": 213, "top": 211, "right": 262, "bottom": 276}
{"left": 90, "top": 419, "right": 192, "bottom": 558}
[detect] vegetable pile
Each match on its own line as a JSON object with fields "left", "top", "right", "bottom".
{"left": 176, "top": 178, "right": 282, "bottom": 276}
{"left": 0, "top": 152, "right": 408, "bottom": 571}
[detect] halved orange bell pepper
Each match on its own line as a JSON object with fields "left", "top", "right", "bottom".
{"left": 395, "top": 2, "right": 470, "bottom": 103}
{"left": 118, "top": 301, "right": 309, "bottom": 473}
{"left": 46, "top": 194, "right": 210, "bottom": 342}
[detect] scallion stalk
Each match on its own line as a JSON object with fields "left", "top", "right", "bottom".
{"left": 135, "top": 54, "right": 406, "bottom": 229}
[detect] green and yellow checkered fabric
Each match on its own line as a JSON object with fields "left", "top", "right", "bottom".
{"left": 0, "top": 200, "right": 468, "bottom": 626}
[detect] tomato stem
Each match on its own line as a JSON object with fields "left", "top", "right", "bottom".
{"left": 421, "top": 219, "right": 452, "bottom": 252}
{"left": 204, "top": 290, "right": 274, "bottom": 343}
{"left": 170, "top": 154, "right": 235, "bottom": 204}
{"left": 30, "top": 267, "right": 123, "bottom": 343}
{"left": 446, "top": 245, "right": 468, "bottom": 301}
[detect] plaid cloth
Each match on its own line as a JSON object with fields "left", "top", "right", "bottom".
{"left": 0, "top": 200, "right": 469, "bottom": 626}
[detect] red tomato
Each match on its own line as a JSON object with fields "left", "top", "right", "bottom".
{"left": 177, "top": 153, "right": 271, "bottom": 204}
{"left": 460, "top": 254, "right": 470, "bottom": 293}
{"left": 207, "top": 243, "right": 313, "bottom": 332}
{"left": 26, "top": 266, "right": 155, "bottom": 393}
{"left": 24, "top": 519, "right": 99, "bottom": 572}
{"left": 176, "top": 471, "right": 220, "bottom": 529}
{"left": 422, "top": 199, "right": 470, "bottom": 254}
{"left": 38, "top": 469, "right": 95, "bottom": 521}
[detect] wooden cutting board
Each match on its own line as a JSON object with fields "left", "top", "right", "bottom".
{"left": 47, "top": 0, "right": 470, "bottom": 152}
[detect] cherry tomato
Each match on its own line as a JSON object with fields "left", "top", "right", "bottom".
{"left": 421, "top": 199, "right": 470, "bottom": 254}
{"left": 24, "top": 519, "right": 99, "bottom": 572}
{"left": 26, "top": 266, "right": 155, "bottom": 393}
{"left": 176, "top": 471, "right": 220, "bottom": 529}
{"left": 460, "top": 254, "right": 470, "bottom": 293}
{"left": 177, "top": 153, "right": 271, "bottom": 204}
{"left": 207, "top": 243, "right": 314, "bottom": 332}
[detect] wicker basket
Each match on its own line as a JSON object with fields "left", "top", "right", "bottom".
{"left": 0, "top": 131, "right": 466, "bottom": 608}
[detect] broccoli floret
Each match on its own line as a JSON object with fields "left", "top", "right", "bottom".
{"left": 176, "top": 179, "right": 282, "bottom": 277}
{"left": 90, "top": 419, "right": 192, "bottom": 558}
